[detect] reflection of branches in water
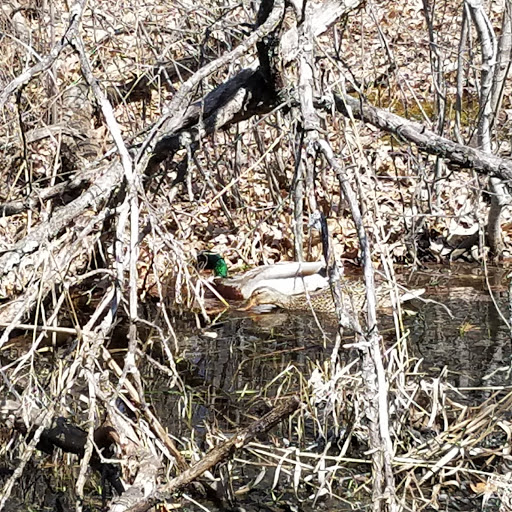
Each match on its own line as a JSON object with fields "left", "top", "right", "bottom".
{"left": 409, "top": 285, "right": 510, "bottom": 387}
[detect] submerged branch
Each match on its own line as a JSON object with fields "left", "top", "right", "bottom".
{"left": 120, "top": 397, "right": 301, "bottom": 512}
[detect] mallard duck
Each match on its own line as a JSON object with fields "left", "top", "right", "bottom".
{"left": 245, "top": 282, "right": 425, "bottom": 315}
{"left": 197, "top": 251, "right": 328, "bottom": 301}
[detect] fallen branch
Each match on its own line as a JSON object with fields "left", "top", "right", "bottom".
{"left": 117, "top": 396, "right": 301, "bottom": 512}
{"left": 332, "top": 93, "right": 512, "bottom": 182}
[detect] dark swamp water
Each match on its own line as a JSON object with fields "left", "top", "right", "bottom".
{"left": 143, "top": 265, "right": 512, "bottom": 511}
{"left": 2, "top": 265, "right": 511, "bottom": 511}
{"left": 169, "top": 265, "right": 511, "bottom": 410}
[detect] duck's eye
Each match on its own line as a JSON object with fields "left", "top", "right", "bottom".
{"left": 197, "top": 253, "right": 208, "bottom": 270}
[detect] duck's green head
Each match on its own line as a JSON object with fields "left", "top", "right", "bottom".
{"left": 197, "top": 251, "right": 228, "bottom": 278}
